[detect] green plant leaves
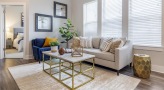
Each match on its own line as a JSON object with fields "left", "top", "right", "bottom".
{"left": 59, "top": 19, "right": 78, "bottom": 42}
{"left": 50, "top": 41, "right": 60, "bottom": 46}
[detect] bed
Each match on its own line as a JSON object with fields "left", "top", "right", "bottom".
{"left": 13, "top": 28, "right": 24, "bottom": 52}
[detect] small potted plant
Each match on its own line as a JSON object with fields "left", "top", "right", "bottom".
{"left": 50, "top": 41, "right": 60, "bottom": 52}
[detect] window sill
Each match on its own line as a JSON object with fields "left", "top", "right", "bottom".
{"left": 133, "top": 45, "right": 163, "bottom": 52}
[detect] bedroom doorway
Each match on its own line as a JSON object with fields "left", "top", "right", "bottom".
{"left": 4, "top": 5, "right": 24, "bottom": 59}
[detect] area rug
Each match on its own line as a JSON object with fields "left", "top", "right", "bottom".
{"left": 8, "top": 62, "right": 140, "bottom": 90}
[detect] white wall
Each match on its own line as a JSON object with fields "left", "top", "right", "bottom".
{"left": 71, "top": 0, "right": 83, "bottom": 36}
{"left": 5, "top": 6, "right": 23, "bottom": 40}
{"left": 0, "top": 0, "right": 72, "bottom": 59}
{"left": 71, "top": 0, "right": 164, "bottom": 73}
{"left": 27, "top": 0, "right": 72, "bottom": 58}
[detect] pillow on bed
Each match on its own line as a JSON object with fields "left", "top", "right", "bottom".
{"left": 17, "top": 33, "right": 24, "bottom": 39}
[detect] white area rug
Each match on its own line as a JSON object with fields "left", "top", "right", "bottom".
{"left": 8, "top": 63, "right": 140, "bottom": 90}
{"left": 5, "top": 49, "right": 23, "bottom": 58}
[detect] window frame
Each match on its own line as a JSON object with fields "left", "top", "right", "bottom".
{"left": 83, "top": 0, "right": 98, "bottom": 37}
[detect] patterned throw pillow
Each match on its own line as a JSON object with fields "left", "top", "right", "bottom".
{"left": 109, "top": 39, "right": 123, "bottom": 54}
{"left": 79, "top": 37, "right": 92, "bottom": 48}
{"left": 100, "top": 38, "right": 113, "bottom": 52}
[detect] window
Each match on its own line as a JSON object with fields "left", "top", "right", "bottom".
{"left": 83, "top": 1, "right": 97, "bottom": 37}
{"left": 102, "top": 0, "right": 122, "bottom": 37}
{"left": 129, "top": 0, "right": 162, "bottom": 47}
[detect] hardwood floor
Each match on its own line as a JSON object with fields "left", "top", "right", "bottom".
{"left": 0, "top": 59, "right": 36, "bottom": 90}
{"left": 0, "top": 59, "right": 164, "bottom": 90}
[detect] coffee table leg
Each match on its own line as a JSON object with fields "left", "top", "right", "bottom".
{"left": 50, "top": 56, "right": 52, "bottom": 75}
{"left": 59, "top": 59, "right": 61, "bottom": 80}
{"left": 42, "top": 54, "right": 44, "bottom": 70}
{"left": 72, "top": 63, "right": 74, "bottom": 90}
{"left": 80, "top": 61, "right": 82, "bottom": 73}
{"left": 93, "top": 58, "right": 95, "bottom": 78}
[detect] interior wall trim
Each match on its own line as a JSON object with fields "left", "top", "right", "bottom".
{"left": 152, "top": 65, "right": 164, "bottom": 74}
{"left": 24, "top": 55, "right": 34, "bottom": 60}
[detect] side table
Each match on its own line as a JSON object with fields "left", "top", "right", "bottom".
{"left": 133, "top": 54, "right": 151, "bottom": 79}
{"left": 6, "top": 39, "right": 13, "bottom": 49}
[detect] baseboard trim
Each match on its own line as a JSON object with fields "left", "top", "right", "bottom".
{"left": 24, "top": 55, "right": 34, "bottom": 60}
{"left": 152, "top": 65, "right": 164, "bottom": 74}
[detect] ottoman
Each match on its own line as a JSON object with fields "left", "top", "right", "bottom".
{"left": 133, "top": 54, "right": 151, "bottom": 79}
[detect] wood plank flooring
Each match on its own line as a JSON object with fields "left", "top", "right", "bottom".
{"left": 0, "top": 59, "right": 164, "bottom": 90}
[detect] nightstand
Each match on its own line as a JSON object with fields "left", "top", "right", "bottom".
{"left": 6, "top": 39, "right": 13, "bottom": 49}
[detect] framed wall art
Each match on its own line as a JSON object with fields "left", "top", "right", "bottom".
{"left": 21, "top": 12, "right": 24, "bottom": 27}
{"left": 54, "top": 1, "right": 67, "bottom": 19}
{"left": 35, "top": 13, "right": 53, "bottom": 32}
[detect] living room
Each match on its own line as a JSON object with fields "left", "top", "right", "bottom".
{"left": 0, "top": 0, "right": 164, "bottom": 90}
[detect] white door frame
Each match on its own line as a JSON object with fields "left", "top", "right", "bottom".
{"left": 0, "top": 2, "right": 27, "bottom": 59}
{"left": 0, "top": 5, "right": 4, "bottom": 59}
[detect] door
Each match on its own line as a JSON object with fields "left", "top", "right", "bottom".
{"left": 0, "top": 5, "right": 5, "bottom": 59}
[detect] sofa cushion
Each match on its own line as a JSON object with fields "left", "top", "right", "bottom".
{"left": 35, "top": 38, "right": 45, "bottom": 47}
{"left": 100, "top": 37, "right": 113, "bottom": 52}
{"left": 83, "top": 49, "right": 115, "bottom": 62}
{"left": 109, "top": 39, "right": 122, "bottom": 54}
{"left": 113, "top": 37, "right": 127, "bottom": 46}
{"left": 80, "top": 37, "right": 92, "bottom": 48}
{"left": 92, "top": 37, "right": 101, "bottom": 49}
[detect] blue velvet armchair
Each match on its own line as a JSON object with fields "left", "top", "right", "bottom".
{"left": 32, "top": 38, "right": 51, "bottom": 63}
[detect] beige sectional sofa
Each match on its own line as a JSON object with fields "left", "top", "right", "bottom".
{"left": 83, "top": 37, "right": 133, "bottom": 75}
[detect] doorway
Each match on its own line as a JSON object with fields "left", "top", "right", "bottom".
{"left": 2, "top": 5, "right": 24, "bottom": 59}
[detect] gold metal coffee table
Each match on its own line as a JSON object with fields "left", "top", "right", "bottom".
{"left": 42, "top": 51, "right": 95, "bottom": 90}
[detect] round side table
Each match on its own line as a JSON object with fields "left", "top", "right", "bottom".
{"left": 133, "top": 54, "right": 151, "bottom": 79}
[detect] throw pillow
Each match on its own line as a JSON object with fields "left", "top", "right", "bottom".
{"left": 79, "top": 37, "right": 92, "bottom": 48}
{"left": 43, "top": 37, "right": 58, "bottom": 47}
{"left": 100, "top": 37, "right": 113, "bottom": 52}
{"left": 109, "top": 39, "right": 123, "bottom": 54}
{"left": 113, "top": 37, "right": 127, "bottom": 46}
{"left": 92, "top": 37, "right": 101, "bottom": 49}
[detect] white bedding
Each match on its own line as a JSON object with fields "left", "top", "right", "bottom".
{"left": 13, "top": 33, "right": 24, "bottom": 52}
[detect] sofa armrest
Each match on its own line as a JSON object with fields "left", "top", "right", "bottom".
{"left": 38, "top": 47, "right": 51, "bottom": 61}
{"left": 39, "top": 47, "right": 51, "bottom": 51}
{"left": 32, "top": 46, "right": 40, "bottom": 60}
{"left": 115, "top": 40, "right": 133, "bottom": 70}
{"left": 33, "top": 46, "right": 40, "bottom": 50}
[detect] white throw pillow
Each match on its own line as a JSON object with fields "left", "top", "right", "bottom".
{"left": 79, "top": 37, "right": 92, "bottom": 48}
{"left": 100, "top": 37, "right": 113, "bottom": 52}
{"left": 17, "top": 33, "right": 24, "bottom": 39}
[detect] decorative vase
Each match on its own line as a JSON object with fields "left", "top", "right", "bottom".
{"left": 51, "top": 46, "right": 58, "bottom": 52}
{"left": 59, "top": 48, "right": 65, "bottom": 55}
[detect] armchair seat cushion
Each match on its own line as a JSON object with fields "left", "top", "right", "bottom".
{"left": 83, "top": 49, "right": 114, "bottom": 62}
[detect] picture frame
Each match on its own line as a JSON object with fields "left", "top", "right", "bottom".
{"left": 35, "top": 13, "right": 53, "bottom": 32}
{"left": 21, "top": 12, "right": 24, "bottom": 27}
{"left": 54, "top": 1, "right": 67, "bottom": 19}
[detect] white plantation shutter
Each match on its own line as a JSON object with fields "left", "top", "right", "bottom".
{"left": 102, "top": 0, "right": 122, "bottom": 37}
{"left": 84, "top": 1, "right": 97, "bottom": 37}
{"left": 129, "top": 0, "right": 162, "bottom": 47}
